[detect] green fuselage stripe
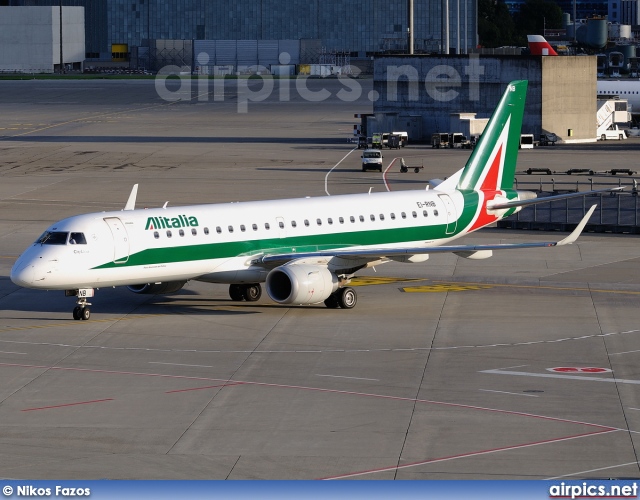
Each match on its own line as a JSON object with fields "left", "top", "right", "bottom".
{"left": 92, "top": 191, "right": 513, "bottom": 270}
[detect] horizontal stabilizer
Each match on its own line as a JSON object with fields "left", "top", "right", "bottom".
{"left": 488, "top": 187, "right": 623, "bottom": 210}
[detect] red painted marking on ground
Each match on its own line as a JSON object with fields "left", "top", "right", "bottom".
{"left": 551, "top": 367, "right": 610, "bottom": 373}
{"left": 3, "top": 362, "right": 624, "bottom": 479}
{"left": 319, "top": 428, "right": 619, "bottom": 480}
{"left": 165, "top": 382, "right": 244, "bottom": 394}
{"left": 0, "top": 362, "right": 615, "bottom": 431}
{"left": 21, "top": 398, "right": 114, "bottom": 412}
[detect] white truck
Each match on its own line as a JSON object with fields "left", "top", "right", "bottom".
{"left": 361, "top": 149, "right": 383, "bottom": 172}
{"left": 599, "top": 125, "right": 627, "bottom": 141}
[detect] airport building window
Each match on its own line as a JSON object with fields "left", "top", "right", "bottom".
{"left": 166, "top": 230, "right": 172, "bottom": 238}
{"left": 216, "top": 226, "right": 222, "bottom": 234}
{"left": 179, "top": 229, "right": 185, "bottom": 237}
{"left": 192, "top": 228, "right": 197, "bottom": 235}
{"left": 154, "top": 231, "right": 159, "bottom": 239}
{"left": 204, "top": 227, "right": 210, "bottom": 235}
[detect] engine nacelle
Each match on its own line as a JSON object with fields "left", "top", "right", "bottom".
{"left": 127, "top": 281, "right": 187, "bottom": 295}
{"left": 266, "top": 264, "right": 338, "bottom": 305}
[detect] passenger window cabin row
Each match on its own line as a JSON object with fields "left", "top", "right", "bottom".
{"left": 152, "top": 209, "right": 440, "bottom": 239}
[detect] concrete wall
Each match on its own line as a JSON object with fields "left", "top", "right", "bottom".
{"left": 0, "top": 6, "right": 84, "bottom": 73}
{"left": 372, "top": 55, "right": 596, "bottom": 142}
{"left": 52, "top": 6, "right": 85, "bottom": 67}
{"left": 541, "top": 56, "right": 596, "bottom": 142}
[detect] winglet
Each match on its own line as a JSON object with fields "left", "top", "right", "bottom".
{"left": 124, "top": 184, "right": 138, "bottom": 211}
{"left": 557, "top": 205, "right": 596, "bottom": 246}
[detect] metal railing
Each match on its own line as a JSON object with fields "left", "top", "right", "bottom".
{"left": 498, "top": 177, "right": 640, "bottom": 234}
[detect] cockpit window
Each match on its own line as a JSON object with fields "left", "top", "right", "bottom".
{"left": 36, "top": 231, "right": 69, "bottom": 245}
{"left": 69, "top": 232, "right": 87, "bottom": 245}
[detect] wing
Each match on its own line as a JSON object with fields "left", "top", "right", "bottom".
{"left": 256, "top": 205, "right": 596, "bottom": 267}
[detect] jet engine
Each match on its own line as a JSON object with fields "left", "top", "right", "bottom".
{"left": 266, "top": 264, "right": 338, "bottom": 305}
{"left": 127, "top": 281, "right": 187, "bottom": 294}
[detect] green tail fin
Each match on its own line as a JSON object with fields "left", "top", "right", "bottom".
{"left": 457, "top": 80, "right": 528, "bottom": 192}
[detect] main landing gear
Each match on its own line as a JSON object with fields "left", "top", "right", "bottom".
{"left": 229, "top": 283, "right": 262, "bottom": 302}
{"left": 65, "top": 289, "right": 94, "bottom": 320}
{"left": 324, "top": 287, "right": 357, "bottom": 309}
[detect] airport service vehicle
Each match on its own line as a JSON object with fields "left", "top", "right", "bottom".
{"left": 539, "top": 133, "right": 558, "bottom": 146}
{"left": 599, "top": 125, "right": 626, "bottom": 141}
{"left": 11, "top": 81, "right": 618, "bottom": 319}
{"left": 371, "top": 133, "right": 382, "bottom": 149}
{"left": 361, "top": 149, "right": 384, "bottom": 171}
{"left": 431, "top": 133, "right": 449, "bottom": 148}
{"left": 392, "top": 131, "right": 408, "bottom": 147}
{"left": 450, "top": 133, "right": 466, "bottom": 148}
{"left": 387, "top": 134, "right": 401, "bottom": 149}
{"left": 520, "top": 134, "right": 534, "bottom": 149}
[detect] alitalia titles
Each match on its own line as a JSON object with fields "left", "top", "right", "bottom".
{"left": 145, "top": 215, "right": 199, "bottom": 230}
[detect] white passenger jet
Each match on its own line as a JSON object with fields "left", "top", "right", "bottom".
{"left": 11, "top": 80, "right": 615, "bottom": 319}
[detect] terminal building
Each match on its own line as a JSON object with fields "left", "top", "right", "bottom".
{"left": 0, "top": 6, "right": 84, "bottom": 72}
{"left": 369, "top": 55, "right": 597, "bottom": 143}
{"left": 1, "top": 0, "right": 478, "bottom": 62}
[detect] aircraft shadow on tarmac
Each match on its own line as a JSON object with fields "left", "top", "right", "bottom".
{"left": 1, "top": 280, "right": 267, "bottom": 318}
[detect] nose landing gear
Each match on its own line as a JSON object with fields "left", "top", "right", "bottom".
{"left": 65, "top": 289, "right": 94, "bottom": 320}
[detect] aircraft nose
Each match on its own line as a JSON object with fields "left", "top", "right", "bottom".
{"left": 10, "top": 258, "right": 36, "bottom": 287}
{"left": 10, "top": 259, "right": 36, "bottom": 287}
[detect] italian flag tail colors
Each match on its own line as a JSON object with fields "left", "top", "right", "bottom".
{"left": 457, "top": 80, "right": 527, "bottom": 193}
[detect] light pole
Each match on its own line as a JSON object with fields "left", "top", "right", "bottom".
{"left": 408, "top": 0, "right": 414, "bottom": 54}
{"left": 59, "top": 0, "right": 64, "bottom": 73}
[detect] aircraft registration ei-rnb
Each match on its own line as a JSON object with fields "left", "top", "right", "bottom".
{"left": 11, "top": 80, "right": 618, "bottom": 319}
